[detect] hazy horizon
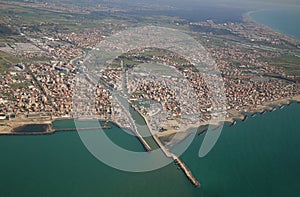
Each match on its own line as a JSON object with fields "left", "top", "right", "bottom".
{"left": 29, "top": 0, "right": 300, "bottom": 9}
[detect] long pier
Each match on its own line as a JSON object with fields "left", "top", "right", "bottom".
{"left": 138, "top": 109, "right": 200, "bottom": 187}
{"left": 173, "top": 154, "right": 201, "bottom": 188}
{"left": 3, "top": 126, "right": 110, "bottom": 136}
{"left": 133, "top": 129, "right": 152, "bottom": 152}
{"left": 55, "top": 127, "right": 102, "bottom": 132}
{"left": 152, "top": 133, "right": 201, "bottom": 188}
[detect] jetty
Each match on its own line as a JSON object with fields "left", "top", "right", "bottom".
{"left": 138, "top": 111, "right": 200, "bottom": 187}
{"left": 3, "top": 126, "right": 107, "bottom": 136}
{"left": 153, "top": 132, "right": 200, "bottom": 187}
{"left": 55, "top": 127, "right": 103, "bottom": 132}
{"left": 173, "top": 154, "right": 201, "bottom": 187}
{"left": 132, "top": 128, "right": 152, "bottom": 152}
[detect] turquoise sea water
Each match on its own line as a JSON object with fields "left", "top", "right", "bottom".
{"left": 251, "top": 8, "right": 300, "bottom": 40}
{"left": 1, "top": 104, "right": 300, "bottom": 196}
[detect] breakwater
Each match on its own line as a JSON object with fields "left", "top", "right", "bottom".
{"left": 2, "top": 126, "right": 104, "bottom": 136}
{"left": 135, "top": 106, "right": 201, "bottom": 187}
{"left": 173, "top": 155, "right": 201, "bottom": 187}
{"left": 132, "top": 128, "right": 152, "bottom": 152}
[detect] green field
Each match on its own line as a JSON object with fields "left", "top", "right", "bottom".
{"left": 270, "top": 55, "right": 300, "bottom": 78}
{"left": 135, "top": 62, "right": 180, "bottom": 77}
{"left": 0, "top": 51, "right": 19, "bottom": 73}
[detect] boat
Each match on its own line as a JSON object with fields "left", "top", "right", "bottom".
{"left": 172, "top": 126, "right": 180, "bottom": 130}
{"left": 197, "top": 128, "right": 208, "bottom": 135}
{"left": 102, "top": 121, "right": 112, "bottom": 129}
{"left": 159, "top": 127, "right": 167, "bottom": 132}
{"left": 242, "top": 115, "right": 248, "bottom": 122}
{"left": 230, "top": 120, "right": 236, "bottom": 126}
{"left": 260, "top": 110, "right": 266, "bottom": 115}
{"left": 166, "top": 117, "right": 175, "bottom": 120}
{"left": 0, "top": 114, "right": 6, "bottom": 120}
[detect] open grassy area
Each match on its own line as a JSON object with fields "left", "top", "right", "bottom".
{"left": 0, "top": 64, "right": 10, "bottom": 74}
{"left": 0, "top": 51, "right": 19, "bottom": 73}
{"left": 270, "top": 55, "right": 300, "bottom": 77}
{"left": 10, "top": 81, "right": 31, "bottom": 89}
{"left": 136, "top": 62, "right": 180, "bottom": 77}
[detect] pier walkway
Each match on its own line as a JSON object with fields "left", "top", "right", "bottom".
{"left": 139, "top": 111, "right": 200, "bottom": 187}
{"left": 172, "top": 154, "right": 201, "bottom": 187}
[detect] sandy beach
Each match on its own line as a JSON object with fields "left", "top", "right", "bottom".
{"left": 0, "top": 118, "right": 53, "bottom": 134}
{"left": 1, "top": 94, "right": 300, "bottom": 139}
{"left": 156, "top": 94, "right": 300, "bottom": 145}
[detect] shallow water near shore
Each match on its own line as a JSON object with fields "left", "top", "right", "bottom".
{"left": 13, "top": 124, "right": 49, "bottom": 132}
{"left": 250, "top": 8, "right": 300, "bottom": 40}
{"left": 1, "top": 103, "right": 300, "bottom": 196}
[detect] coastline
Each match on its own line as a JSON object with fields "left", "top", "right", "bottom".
{"left": 1, "top": 3, "right": 300, "bottom": 195}
{"left": 1, "top": 94, "right": 300, "bottom": 137}
{"left": 1, "top": 8, "right": 300, "bottom": 150}
{"left": 1, "top": 95, "right": 299, "bottom": 188}
{"left": 156, "top": 94, "right": 300, "bottom": 144}
{"left": 244, "top": 9, "right": 300, "bottom": 43}
{"left": 0, "top": 116, "right": 123, "bottom": 135}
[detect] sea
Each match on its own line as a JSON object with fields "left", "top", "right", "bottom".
{"left": 1, "top": 8, "right": 300, "bottom": 197}
{"left": 250, "top": 8, "right": 300, "bottom": 40}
